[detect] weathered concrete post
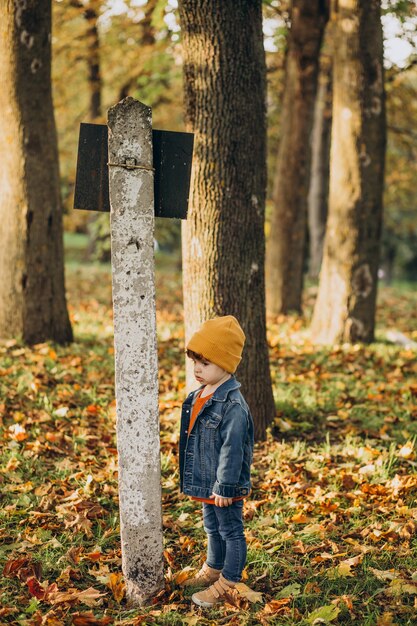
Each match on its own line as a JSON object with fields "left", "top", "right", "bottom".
{"left": 107, "top": 97, "right": 163, "bottom": 604}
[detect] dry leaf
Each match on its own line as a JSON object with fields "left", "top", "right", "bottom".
{"left": 263, "top": 597, "right": 292, "bottom": 614}
{"left": 376, "top": 612, "right": 398, "bottom": 626}
{"left": 72, "top": 611, "right": 113, "bottom": 625}
{"left": 108, "top": 572, "right": 125, "bottom": 603}
{"left": 174, "top": 566, "right": 196, "bottom": 585}
{"left": 49, "top": 586, "right": 103, "bottom": 607}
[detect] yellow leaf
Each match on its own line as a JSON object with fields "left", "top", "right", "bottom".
{"left": 174, "top": 566, "right": 195, "bottom": 585}
{"left": 370, "top": 568, "right": 400, "bottom": 581}
{"left": 327, "top": 555, "right": 362, "bottom": 579}
{"left": 387, "top": 579, "right": 417, "bottom": 596}
{"left": 108, "top": 572, "right": 125, "bottom": 603}
{"left": 376, "top": 612, "right": 399, "bottom": 626}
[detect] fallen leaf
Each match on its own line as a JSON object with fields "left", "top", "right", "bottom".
{"left": 108, "top": 572, "right": 125, "bottom": 603}
{"left": 72, "top": 612, "right": 113, "bottom": 625}
{"left": 49, "top": 586, "right": 103, "bottom": 607}
{"left": 327, "top": 555, "right": 362, "bottom": 579}
{"left": 263, "top": 597, "right": 292, "bottom": 614}
{"left": 174, "top": 566, "right": 196, "bottom": 585}
{"left": 276, "top": 582, "right": 301, "bottom": 598}
{"left": 307, "top": 604, "right": 340, "bottom": 624}
{"left": 386, "top": 579, "right": 417, "bottom": 596}
{"left": 27, "top": 576, "right": 49, "bottom": 600}
{"left": 369, "top": 568, "right": 401, "bottom": 581}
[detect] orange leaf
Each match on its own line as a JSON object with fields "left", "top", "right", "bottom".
{"left": 72, "top": 612, "right": 113, "bottom": 625}
{"left": 8, "top": 424, "right": 28, "bottom": 442}
{"left": 108, "top": 572, "right": 125, "bottom": 603}
{"left": 291, "top": 512, "right": 309, "bottom": 524}
{"left": 263, "top": 598, "right": 292, "bottom": 614}
{"left": 174, "top": 568, "right": 196, "bottom": 585}
{"left": 85, "top": 551, "right": 103, "bottom": 562}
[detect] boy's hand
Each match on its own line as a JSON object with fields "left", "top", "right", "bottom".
{"left": 210, "top": 493, "right": 233, "bottom": 507}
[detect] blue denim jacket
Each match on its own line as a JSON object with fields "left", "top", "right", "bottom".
{"left": 179, "top": 377, "right": 254, "bottom": 499}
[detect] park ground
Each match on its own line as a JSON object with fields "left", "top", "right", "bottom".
{"left": 1, "top": 233, "right": 417, "bottom": 625}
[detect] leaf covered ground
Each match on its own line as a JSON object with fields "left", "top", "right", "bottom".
{"left": 1, "top": 249, "right": 417, "bottom": 626}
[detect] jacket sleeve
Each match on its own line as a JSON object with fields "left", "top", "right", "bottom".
{"left": 212, "top": 402, "right": 248, "bottom": 498}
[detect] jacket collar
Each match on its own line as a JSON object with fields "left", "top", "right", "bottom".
{"left": 212, "top": 376, "right": 240, "bottom": 401}
{"left": 184, "top": 376, "right": 240, "bottom": 406}
{"left": 200, "top": 376, "right": 241, "bottom": 403}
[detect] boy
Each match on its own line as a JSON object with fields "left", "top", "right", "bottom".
{"left": 178, "top": 315, "right": 254, "bottom": 608}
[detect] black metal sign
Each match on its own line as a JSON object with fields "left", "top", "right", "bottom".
{"left": 74, "top": 123, "right": 193, "bottom": 219}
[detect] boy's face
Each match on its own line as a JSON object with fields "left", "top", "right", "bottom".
{"left": 191, "top": 356, "right": 229, "bottom": 387}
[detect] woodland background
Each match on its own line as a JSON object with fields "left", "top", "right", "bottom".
{"left": 1, "top": 0, "right": 417, "bottom": 625}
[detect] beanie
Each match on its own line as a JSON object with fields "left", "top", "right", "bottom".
{"left": 187, "top": 315, "right": 246, "bottom": 374}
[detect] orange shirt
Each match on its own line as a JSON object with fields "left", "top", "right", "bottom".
{"left": 188, "top": 390, "right": 248, "bottom": 505}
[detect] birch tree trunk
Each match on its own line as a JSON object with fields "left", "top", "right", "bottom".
{"left": 266, "top": 0, "right": 329, "bottom": 315}
{"left": 178, "top": 0, "right": 275, "bottom": 440}
{"left": 0, "top": 0, "right": 72, "bottom": 344}
{"left": 310, "top": 0, "right": 386, "bottom": 344}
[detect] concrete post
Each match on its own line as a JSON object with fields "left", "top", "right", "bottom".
{"left": 107, "top": 97, "right": 163, "bottom": 605}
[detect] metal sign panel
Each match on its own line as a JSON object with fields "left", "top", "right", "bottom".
{"left": 73, "top": 123, "right": 193, "bottom": 219}
{"left": 74, "top": 123, "right": 109, "bottom": 213}
{"left": 152, "top": 129, "right": 194, "bottom": 220}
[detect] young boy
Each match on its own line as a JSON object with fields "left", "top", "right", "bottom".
{"left": 178, "top": 315, "right": 254, "bottom": 608}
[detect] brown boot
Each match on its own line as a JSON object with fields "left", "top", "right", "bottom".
{"left": 191, "top": 573, "right": 236, "bottom": 607}
{"left": 181, "top": 562, "right": 222, "bottom": 587}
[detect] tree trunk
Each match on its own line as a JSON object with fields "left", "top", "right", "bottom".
{"left": 85, "top": 1, "right": 102, "bottom": 121}
{"left": 308, "top": 52, "right": 332, "bottom": 279}
{"left": 0, "top": 0, "right": 73, "bottom": 344}
{"left": 178, "top": 0, "right": 275, "bottom": 440}
{"left": 310, "top": 0, "right": 386, "bottom": 344}
{"left": 69, "top": 0, "right": 102, "bottom": 121}
{"left": 266, "top": 0, "right": 329, "bottom": 315}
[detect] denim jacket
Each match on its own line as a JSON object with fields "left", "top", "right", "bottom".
{"left": 179, "top": 377, "right": 254, "bottom": 499}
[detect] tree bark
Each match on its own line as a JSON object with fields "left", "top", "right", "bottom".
{"left": 178, "top": 0, "right": 275, "bottom": 440}
{"left": 310, "top": 0, "right": 386, "bottom": 344}
{"left": 307, "top": 51, "right": 332, "bottom": 279}
{"left": 266, "top": 0, "right": 329, "bottom": 315}
{"left": 0, "top": 0, "right": 72, "bottom": 344}
{"left": 84, "top": 1, "right": 102, "bottom": 121}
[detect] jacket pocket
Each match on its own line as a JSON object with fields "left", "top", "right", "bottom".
{"left": 202, "top": 412, "right": 222, "bottom": 429}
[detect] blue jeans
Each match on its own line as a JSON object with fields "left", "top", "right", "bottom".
{"left": 202, "top": 500, "right": 247, "bottom": 583}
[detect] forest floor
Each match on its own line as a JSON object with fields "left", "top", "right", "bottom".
{"left": 1, "top": 238, "right": 417, "bottom": 625}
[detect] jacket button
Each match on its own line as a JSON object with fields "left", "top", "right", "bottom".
{"left": 185, "top": 430, "right": 188, "bottom": 434}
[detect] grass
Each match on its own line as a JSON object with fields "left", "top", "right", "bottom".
{"left": 0, "top": 242, "right": 417, "bottom": 624}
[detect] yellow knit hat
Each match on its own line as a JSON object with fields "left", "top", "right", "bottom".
{"left": 187, "top": 316, "right": 246, "bottom": 374}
